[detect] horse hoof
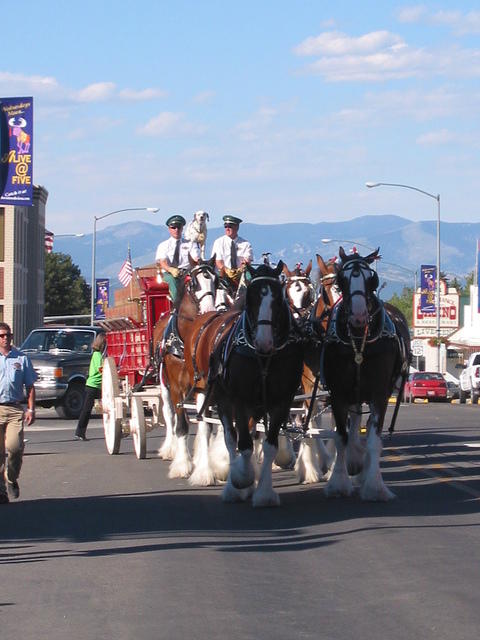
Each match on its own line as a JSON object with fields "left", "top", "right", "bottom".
{"left": 360, "top": 483, "right": 396, "bottom": 502}
{"left": 222, "top": 481, "right": 250, "bottom": 503}
{"left": 252, "top": 490, "right": 280, "bottom": 508}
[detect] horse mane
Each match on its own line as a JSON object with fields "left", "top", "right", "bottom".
{"left": 173, "top": 277, "right": 188, "bottom": 309}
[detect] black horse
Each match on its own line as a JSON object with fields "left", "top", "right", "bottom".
{"left": 322, "top": 247, "right": 410, "bottom": 501}
{"left": 211, "top": 261, "right": 304, "bottom": 507}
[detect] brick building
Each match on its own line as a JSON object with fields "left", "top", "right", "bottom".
{"left": 0, "top": 184, "right": 48, "bottom": 343}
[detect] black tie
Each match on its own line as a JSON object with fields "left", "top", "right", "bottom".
{"left": 230, "top": 239, "right": 237, "bottom": 269}
{"left": 172, "top": 240, "right": 180, "bottom": 267}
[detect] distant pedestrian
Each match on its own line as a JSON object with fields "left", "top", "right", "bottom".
{"left": 74, "top": 332, "right": 107, "bottom": 441}
{"left": 0, "top": 322, "right": 37, "bottom": 503}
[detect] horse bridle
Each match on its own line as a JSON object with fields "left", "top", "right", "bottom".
{"left": 243, "top": 276, "right": 293, "bottom": 350}
{"left": 338, "top": 260, "right": 378, "bottom": 312}
{"left": 188, "top": 263, "right": 217, "bottom": 306}
{"left": 285, "top": 275, "right": 315, "bottom": 316}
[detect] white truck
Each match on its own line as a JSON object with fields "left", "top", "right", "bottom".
{"left": 458, "top": 352, "right": 480, "bottom": 404}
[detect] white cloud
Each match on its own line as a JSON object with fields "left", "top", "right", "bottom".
{"left": 118, "top": 87, "right": 167, "bottom": 101}
{"left": 416, "top": 129, "right": 457, "bottom": 145}
{"left": 193, "top": 90, "right": 216, "bottom": 104}
{"left": 293, "top": 29, "right": 480, "bottom": 82}
{"left": 396, "top": 5, "right": 427, "bottom": 23}
{"left": 137, "top": 111, "right": 205, "bottom": 136}
{"left": 0, "top": 71, "right": 167, "bottom": 104}
{"left": 74, "top": 82, "right": 116, "bottom": 102}
{"left": 0, "top": 71, "right": 59, "bottom": 95}
{"left": 294, "top": 30, "right": 404, "bottom": 56}
{"left": 397, "top": 6, "right": 480, "bottom": 35}
{"left": 236, "top": 107, "right": 278, "bottom": 140}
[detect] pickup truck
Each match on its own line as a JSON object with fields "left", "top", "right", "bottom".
{"left": 458, "top": 352, "right": 480, "bottom": 404}
{"left": 20, "top": 326, "right": 103, "bottom": 418}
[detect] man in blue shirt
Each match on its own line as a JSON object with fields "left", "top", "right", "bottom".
{"left": 0, "top": 322, "right": 37, "bottom": 503}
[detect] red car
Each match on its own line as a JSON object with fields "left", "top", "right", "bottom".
{"left": 404, "top": 372, "right": 448, "bottom": 402}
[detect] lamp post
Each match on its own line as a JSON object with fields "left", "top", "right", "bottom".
{"left": 91, "top": 207, "right": 159, "bottom": 324}
{"left": 366, "top": 181, "right": 441, "bottom": 371}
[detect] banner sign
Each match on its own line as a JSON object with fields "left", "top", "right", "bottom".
{"left": 95, "top": 278, "right": 110, "bottom": 320}
{"left": 0, "top": 96, "right": 33, "bottom": 206}
{"left": 413, "top": 282, "right": 459, "bottom": 338}
{"left": 420, "top": 264, "right": 436, "bottom": 313}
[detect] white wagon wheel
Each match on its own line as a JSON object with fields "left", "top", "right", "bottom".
{"left": 131, "top": 395, "right": 147, "bottom": 459}
{"left": 102, "top": 357, "right": 122, "bottom": 455}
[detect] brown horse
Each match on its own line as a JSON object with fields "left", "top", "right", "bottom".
{"left": 153, "top": 258, "right": 219, "bottom": 477}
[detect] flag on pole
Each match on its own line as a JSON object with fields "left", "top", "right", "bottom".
{"left": 45, "top": 229, "right": 54, "bottom": 253}
{"left": 118, "top": 248, "right": 133, "bottom": 287}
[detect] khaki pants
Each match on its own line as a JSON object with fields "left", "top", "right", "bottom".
{"left": 0, "top": 405, "right": 24, "bottom": 495}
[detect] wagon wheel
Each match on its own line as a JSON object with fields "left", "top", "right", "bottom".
{"left": 131, "top": 395, "right": 147, "bottom": 459}
{"left": 102, "top": 357, "right": 122, "bottom": 455}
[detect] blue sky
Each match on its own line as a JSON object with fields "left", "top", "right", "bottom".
{"left": 2, "top": 1, "right": 479, "bottom": 233}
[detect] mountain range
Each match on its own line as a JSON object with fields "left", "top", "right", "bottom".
{"left": 53, "top": 215, "right": 478, "bottom": 299}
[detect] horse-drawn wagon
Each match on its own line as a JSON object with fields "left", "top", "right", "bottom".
{"left": 97, "top": 268, "right": 172, "bottom": 459}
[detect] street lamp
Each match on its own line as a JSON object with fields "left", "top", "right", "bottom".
{"left": 55, "top": 233, "right": 85, "bottom": 238}
{"left": 91, "top": 207, "right": 159, "bottom": 324}
{"left": 366, "top": 181, "right": 441, "bottom": 371}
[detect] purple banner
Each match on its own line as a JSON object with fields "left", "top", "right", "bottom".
{"left": 420, "top": 264, "right": 436, "bottom": 314}
{"left": 95, "top": 278, "right": 110, "bottom": 320}
{"left": 0, "top": 97, "right": 33, "bottom": 206}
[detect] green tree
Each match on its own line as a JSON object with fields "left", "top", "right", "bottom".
{"left": 387, "top": 287, "right": 414, "bottom": 327}
{"left": 45, "top": 252, "right": 91, "bottom": 318}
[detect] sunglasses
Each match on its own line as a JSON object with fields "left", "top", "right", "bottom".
{"left": 224, "top": 224, "right": 236, "bottom": 229}
{"left": 169, "top": 224, "right": 182, "bottom": 230}
{"left": 0, "top": 333, "right": 12, "bottom": 338}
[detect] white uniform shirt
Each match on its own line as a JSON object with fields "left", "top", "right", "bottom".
{"left": 210, "top": 235, "right": 253, "bottom": 268}
{"left": 155, "top": 237, "right": 201, "bottom": 269}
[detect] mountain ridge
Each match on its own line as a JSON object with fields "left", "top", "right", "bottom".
{"left": 52, "top": 214, "right": 478, "bottom": 298}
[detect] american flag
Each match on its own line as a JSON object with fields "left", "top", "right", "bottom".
{"left": 118, "top": 249, "right": 133, "bottom": 287}
{"left": 45, "top": 230, "right": 54, "bottom": 253}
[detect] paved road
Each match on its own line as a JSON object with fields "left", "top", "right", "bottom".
{"left": 2, "top": 404, "right": 480, "bottom": 640}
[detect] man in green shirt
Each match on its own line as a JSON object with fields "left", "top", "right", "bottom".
{"left": 74, "top": 332, "right": 106, "bottom": 441}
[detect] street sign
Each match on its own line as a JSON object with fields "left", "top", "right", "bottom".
{"left": 411, "top": 339, "right": 424, "bottom": 357}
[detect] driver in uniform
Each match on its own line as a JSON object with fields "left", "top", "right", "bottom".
{"left": 155, "top": 215, "right": 201, "bottom": 302}
{"left": 210, "top": 215, "right": 253, "bottom": 291}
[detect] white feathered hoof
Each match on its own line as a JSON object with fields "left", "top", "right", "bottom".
{"left": 230, "top": 453, "right": 255, "bottom": 489}
{"left": 168, "top": 457, "right": 193, "bottom": 479}
{"left": 158, "top": 438, "right": 176, "bottom": 461}
{"left": 360, "top": 478, "right": 396, "bottom": 502}
{"left": 168, "top": 437, "right": 193, "bottom": 479}
{"left": 295, "top": 440, "right": 322, "bottom": 484}
{"left": 222, "top": 478, "right": 253, "bottom": 503}
{"left": 252, "top": 487, "right": 280, "bottom": 508}
{"left": 324, "top": 472, "right": 354, "bottom": 498}
{"left": 188, "top": 464, "right": 216, "bottom": 487}
{"left": 273, "top": 435, "right": 296, "bottom": 469}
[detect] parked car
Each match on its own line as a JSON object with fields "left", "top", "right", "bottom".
{"left": 404, "top": 372, "right": 448, "bottom": 402}
{"left": 20, "top": 326, "right": 103, "bottom": 418}
{"left": 446, "top": 379, "right": 460, "bottom": 401}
